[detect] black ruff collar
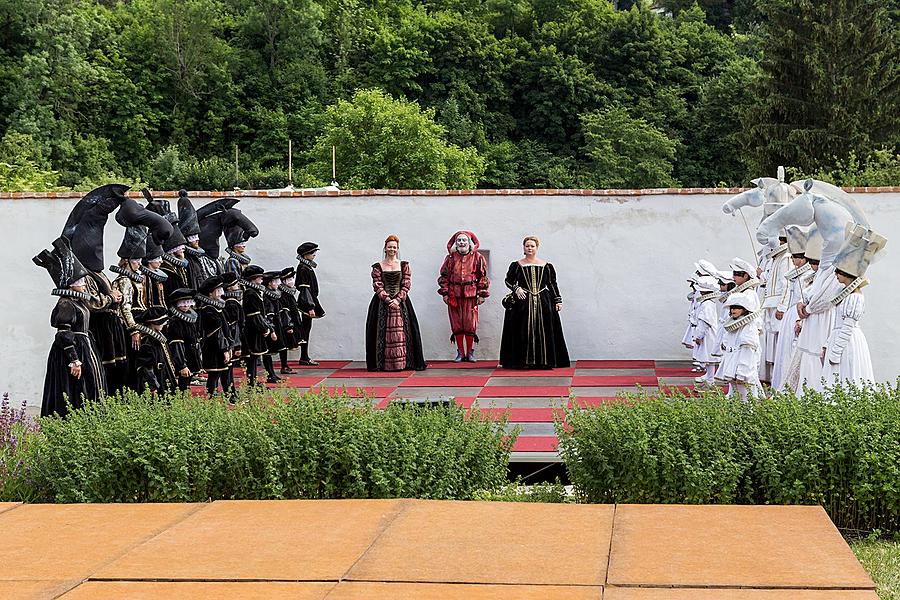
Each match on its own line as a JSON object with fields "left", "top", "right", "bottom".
{"left": 163, "top": 253, "right": 189, "bottom": 269}
{"left": 227, "top": 248, "right": 251, "bottom": 265}
{"left": 195, "top": 294, "right": 226, "bottom": 310}
{"left": 140, "top": 265, "right": 168, "bottom": 282}
{"left": 297, "top": 257, "right": 318, "bottom": 269}
{"left": 52, "top": 288, "right": 91, "bottom": 302}
{"left": 110, "top": 265, "right": 144, "bottom": 283}
{"left": 169, "top": 308, "right": 199, "bottom": 323}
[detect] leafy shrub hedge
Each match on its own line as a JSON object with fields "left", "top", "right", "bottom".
{"left": 23, "top": 388, "right": 514, "bottom": 503}
{"left": 559, "top": 383, "right": 900, "bottom": 532}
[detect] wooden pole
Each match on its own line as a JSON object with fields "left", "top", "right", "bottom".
{"left": 332, "top": 145, "right": 336, "bottom": 181}
{"left": 288, "top": 139, "right": 293, "bottom": 186}
{"left": 234, "top": 144, "right": 239, "bottom": 189}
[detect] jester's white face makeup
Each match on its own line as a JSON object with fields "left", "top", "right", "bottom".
{"left": 456, "top": 235, "right": 470, "bottom": 253}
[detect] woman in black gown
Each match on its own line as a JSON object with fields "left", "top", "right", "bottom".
{"left": 34, "top": 237, "right": 106, "bottom": 417}
{"left": 499, "top": 235, "right": 570, "bottom": 369}
{"left": 365, "top": 235, "right": 427, "bottom": 372}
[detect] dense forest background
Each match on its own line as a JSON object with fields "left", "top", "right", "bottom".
{"left": 0, "top": 0, "right": 897, "bottom": 191}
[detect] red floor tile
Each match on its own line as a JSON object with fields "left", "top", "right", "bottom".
{"left": 512, "top": 436, "right": 559, "bottom": 452}
{"left": 577, "top": 360, "right": 656, "bottom": 369}
{"left": 572, "top": 376, "right": 659, "bottom": 387}
{"left": 491, "top": 367, "right": 576, "bottom": 377}
{"left": 399, "top": 377, "right": 489, "bottom": 387}
{"left": 331, "top": 369, "right": 414, "bottom": 378}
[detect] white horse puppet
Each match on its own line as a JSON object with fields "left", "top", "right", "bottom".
{"left": 722, "top": 169, "right": 799, "bottom": 263}
{"left": 753, "top": 179, "right": 870, "bottom": 391}
{"left": 756, "top": 179, "right": 869, "bottom": 271}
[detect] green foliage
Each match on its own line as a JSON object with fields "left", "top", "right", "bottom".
{"left": 852, "top": 539, "right": 900, "bottom": 600}
{"left": 559, "top": 383, "right": 900, "bottom": 532}
{"left": 790, "top": 149, "right": 900, "bottom": 187}
{"left": 309, "top": 88, "right": 485, "bottom": 189}
{"left": 745, "top": 0, "right": 900, "bottom": 177}
{"left": 474, "top": 478, "right": 569, "bottom": 503}
{"left": 0, "top": 132, "right": 63, "bottom": 192}
{"left": 0, "top": 0, "right": 896, "bottom": 189}
{"left": 23, "top": 388, "right": 514, "bottom": 503}
{"left": 581, "top": 105, "right": 678, "bottom": 188}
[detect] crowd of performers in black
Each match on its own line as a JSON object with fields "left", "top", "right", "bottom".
{"left": 34, "top": 186, "right": 325, "bottom": 417}
{"left": 34, "top": 186, "right": 569, "bottom": 418}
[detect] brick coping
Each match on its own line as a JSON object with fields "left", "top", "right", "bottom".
{"left": 2, "top": 186, "right": 899, "bottom": 199}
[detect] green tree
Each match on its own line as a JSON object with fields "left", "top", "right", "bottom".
{"left": 744, "top": 0, "right": 900, "bottom": 176}
{"left": 581, "top": 105, "right": 677, "bottom": 188}
{"left": 309, "top": 88, "right": 485, "bottom": 189}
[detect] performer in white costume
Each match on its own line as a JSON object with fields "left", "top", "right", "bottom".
{"left": 692, "top": 275, "right": 721, "bottom": 386}
{"left": 758, "top": 231, "right": 792, "bottom": 383}
{"left": 682, "top": 260, "right": 717, "bottom": 371}
{"left": 727, "top": 258, "right": 761, "bottom": 310}
{"left": 791, "top": 230, "right": 845, "bottom": 392}
{"left": 715, "top": 291, "right": 762, "bottom": 401}
{"left": 708, "top": 270, "right": 735, "bottom": 374}
{"left": 771, "top": 226, "right": 813, "bottom": 390}
{"left": 822, "top": 225, "right": 886, "bottom": 387}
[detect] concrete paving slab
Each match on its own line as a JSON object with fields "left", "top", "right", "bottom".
{"left": 60, "top": 581, "right": 335, "bottom": 599}
{"left": 0, "top": 580, "right": 79, "bottom": 600}
{"left": 390, "top": 387, "right": 481, "bottom": 398}
{"left": 604, "top": 588, "right": 877, "bottom": 600}
{"left": 504, "top": 422, "right": 557, "bottom": 436}
{"left": 96, "top": 499, "right": 405, "bottom": 581}
{"left": 657, "top": 376, "right": 700, "bottom": 386}
{"left": 324, "top": 377, "right": 406, "bottom": 387}
{"left": 0, "top": 503, "right": 200, "bottom": 581}
{"left": 607, "top": 505, "right": 875, "bottom": 590}
{"left": 575, "top": 369, "right": 656, "bottom": 377}
{"left": 0, "top": 502, "right": 21, "bottom": 515}
{"left": 328, "top": 582, "right": 603, "bottom": 599}
{"left": 346, "top": 500, "right": 614, "bottom": 585}
{"left": 484, "top": 376, "right": 572, "bottom": 386}
{"left": 409, "top": 369, "right": 495, "bottom": 378}
{"left": 475, "top": 396, "right": 568, "bottom": 408}
{"left": 571, "top": 386, "right": 653, "bottom": 397}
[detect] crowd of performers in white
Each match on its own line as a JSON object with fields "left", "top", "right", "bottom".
{"left": 682, "top": 169, "right": 887, "bottom": 400}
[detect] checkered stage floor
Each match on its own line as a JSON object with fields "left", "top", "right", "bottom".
{"left": 192, "top": 359, "right": 701, "bottom": 462}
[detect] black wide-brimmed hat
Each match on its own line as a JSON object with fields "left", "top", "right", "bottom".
{"left": 221, "top": 272, "right": 239, "bottom": 288}
{"left": 167, "top": 288, "right": 195, "bottom": 305}
{"left": 33, "top": 236, "right": 90, "bottom": 290}
{"left": 296, "top": 242, "right": 319, "bottom": 258}
{"left": 280, "top": 267, "right": 295, "bottom": 279}
{"left": 136, "top": 306, "right": 169, "bottom": 324}
{"left": 243, "top": 265, "right": 265, "bottom": 278}
{"left": 198, "top": 275, "right": 224, "bottom": 295}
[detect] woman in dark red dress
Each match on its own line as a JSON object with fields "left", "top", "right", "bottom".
{"left": 365, "top": 235, "right": 427, "bottom": 372}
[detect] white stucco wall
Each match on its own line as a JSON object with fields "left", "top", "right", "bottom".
{"left": 2, "top": 190, "right": 898, "bottom": 405}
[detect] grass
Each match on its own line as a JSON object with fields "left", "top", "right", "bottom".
{"left": 852, "top": 539, "right": 900, "bottom": 600}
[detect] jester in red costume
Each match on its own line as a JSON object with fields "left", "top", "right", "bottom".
{"left": 438, "top": 231, "right": 490, "bottom": 362}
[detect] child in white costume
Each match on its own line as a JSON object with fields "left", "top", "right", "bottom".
{"left": 682, "top": 260, "right": 717, "bottom": 371}
{"left": 715, "top": 291, "right": 762, "bottom": 401}
{"left": 708, "top": 270, "right": 736, "bottom": 373}
{"left": 822, "top": 225, "right": 886, "bottom": 387}
{"left": 771, "top": 226, "right": 813, "bottom": 390}
{"left": 692, "top": 276, "right": 721, "bottom": 386}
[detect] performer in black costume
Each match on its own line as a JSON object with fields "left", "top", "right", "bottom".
{"left": 295, "top": 242, "right": 326, "bottom": 366}
{"left": 262, "top": 271, "right": 286, "bottom": 383}
{"left": 223, "top": 226, "right": 252, "bottom": 276}
{"left": 499, "top": 235, "right": 570, "bottom": 370}
{"left": 277, "top": 266, "right": 301, "bottom": 374}
{"left": 196, "top": 275, "right": 233, "bottom": 395}
{"left": 133, "top": 306, "right": 177, "bottom": 394}
{"left": 34, "top": 237, "right": 106, "bottom": 417}
{"left": 241, "top": 265, "right": 271, "bottom": 388}
{"left": 161, "top": 225, "right": 190, "bottom": 299}
{"left": 141, "top": 235, "right": 168, "bottom": 309}
{"left": 221, "top": 272, "right": 243, "bottom": 393}
{"left": 167, "top": 288, "right": 202, "bottom": 391}
{"left": 60, "top": 185, "right": 133, "bottom": 393}
{"left": 178, "top": 190, "right": 220, "bottom": 288}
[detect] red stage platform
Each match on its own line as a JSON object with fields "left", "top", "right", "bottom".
{"left": 193, "top": 359, "right": 702, "bottom": 462}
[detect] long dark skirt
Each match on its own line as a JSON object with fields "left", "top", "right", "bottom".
{"left": 42, "top": 334, "right": 106, "bottom": 417}
{"left": 499, "top": 293, "right": 570, "bottom": 369}
{"left": 365, "top": 296, "right": 427, "bottom": 371}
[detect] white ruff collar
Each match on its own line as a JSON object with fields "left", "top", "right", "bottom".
{"left": 724, "top": 309, "right": 762, "bottom": 333}
{"left": 830, "top": 277, "right": 867, "bottom": 306}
